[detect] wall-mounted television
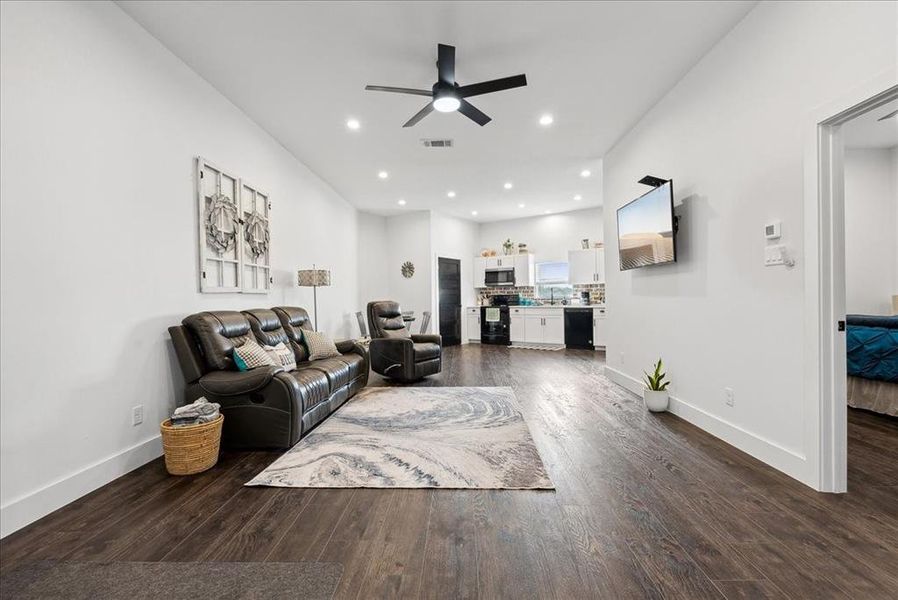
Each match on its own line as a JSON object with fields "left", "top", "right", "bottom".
{"left": 616, "top": 180, "right": 677, "bottom": 271}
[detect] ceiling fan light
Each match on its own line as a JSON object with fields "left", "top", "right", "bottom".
{"left": 433, "top": 95, "right": 461, "bottom": 113}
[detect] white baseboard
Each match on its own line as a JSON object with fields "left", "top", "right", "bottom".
{"left": 604, "top": 366, "right": 814, "bottom": 488}
{"left": 0, "top": 435, "right": 163, "bottom": 538}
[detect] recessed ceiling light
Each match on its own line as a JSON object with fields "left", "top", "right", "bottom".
{"left": 539, "top": 114, "right": 554, "bottom": 126}
{"left": 503, "top": 182, "right": 513, "bottom": 190}
{"left": 447, "top": 191, "right": 456, "bottom": 198}
{"left": 397, "top": 199, "right": 406, "bottom": 206}
{"left": 580, "top": 169, "right": 591, "bottom": 178}
{"left": 346, "top": 118, "right": 360, "bottom": 130}
{"left": 518, "top": 203, "right": 526, "bottom": 208}
{"left": 471, "top": 210, "right": 478, "bottom": 216}
{"left": 378, "top": 171, "right": 389, "bottom": 179}
{"left": 574, "top": 194, "right": 582, "bottom": 201}
{"left": 544, "top": 210, "right": 552, "bottom": 214}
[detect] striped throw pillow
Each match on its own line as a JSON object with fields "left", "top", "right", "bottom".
{"left": 233, "top": 338, "right": 277, "bottom": 370}
{"left": 302, "top": 329, "right": 341, "bottom": 361}
{"left": 263, "top": 342, "right": 297, "bottom": 371}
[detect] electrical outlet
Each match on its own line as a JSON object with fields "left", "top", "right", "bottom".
{"left": 724, "top": 387, "right": 735, "bottom": 407}
{"left": 132, "top": 405, "right": 144, "bottom": 426}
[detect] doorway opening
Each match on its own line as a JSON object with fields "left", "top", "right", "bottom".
{"left": 811, "top": 82, "right": 897, "bottom": 493}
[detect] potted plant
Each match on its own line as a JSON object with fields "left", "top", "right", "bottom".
{"left": 642, "top": 358, "right": 670, "bottom": 412}
{"left": 503, "top": 238, "right": 515, "bottom": 255}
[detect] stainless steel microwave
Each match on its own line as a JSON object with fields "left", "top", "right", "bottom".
{"left": 485, "top": 268, "right": 515, "bottom": 287}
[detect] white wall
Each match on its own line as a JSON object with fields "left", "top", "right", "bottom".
{"left": 357, "top": 211, "right": 390, "bottom": 320}
{"left": 385, "top": 211, "right": 433, "bottom": 320}
{"left": 602, "top": 1, "right": 897, "bottom": 487}
{"left": 844, "top": 147, "right": 898, "bottom": 315}
{"left": 430, "top": 212, "right": 480, "bottom": 339}
{"left": 479, "top": 208, "right": 604, "bottom": 264}
{"left": 0, "top": 1, "right": 360, "bottom": 536}
{"left": 893, "top": 147, "right": 898, "bottom": 301}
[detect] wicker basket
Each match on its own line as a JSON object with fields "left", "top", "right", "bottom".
{"left": 160, "top": 415, "right": 223, "bottom": 475}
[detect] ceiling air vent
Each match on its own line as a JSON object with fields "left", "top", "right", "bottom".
{"left": 421, "top": 138, "right": 453, "bottom": 148}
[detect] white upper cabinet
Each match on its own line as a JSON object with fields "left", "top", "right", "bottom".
{"left": 513, "top": 254, "right": 535, "bottom": 287}
{"left": 568, "top": 248, "right": 605, "bottom": 285}
{"left": 474, "top": 257, "right": 487, "bottom": 287}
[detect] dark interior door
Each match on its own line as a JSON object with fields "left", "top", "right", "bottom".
{"left": 438, "top": 257, "right": 461, "bottom": 346}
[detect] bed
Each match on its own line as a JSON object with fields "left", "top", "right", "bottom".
{"left": 847, "top": 314, "right": 898, "bottom": 417}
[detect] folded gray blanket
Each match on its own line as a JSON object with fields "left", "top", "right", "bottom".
{"left": 171, "top": 397, "right": 220, "bottom": 427}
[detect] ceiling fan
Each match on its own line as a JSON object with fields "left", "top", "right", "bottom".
{"left": 365, "top": 43, "right": 527, "bottom": 127}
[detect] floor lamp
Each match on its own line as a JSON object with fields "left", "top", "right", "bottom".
{"left": 296, "top": 265, "right": 331, "bottom": 331}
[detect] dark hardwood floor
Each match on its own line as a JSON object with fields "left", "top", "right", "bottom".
{"left": 2, "top": 345, "right": 897, "bottom": 599}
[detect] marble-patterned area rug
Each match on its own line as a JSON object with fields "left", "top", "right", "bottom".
{"left": 246, "top": 386, "right": 554, "bottom": 489}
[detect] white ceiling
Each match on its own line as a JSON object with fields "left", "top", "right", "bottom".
{"left": 843, "top": 99, "right": 898, "bottom": 150}
{"left": 118, "top": 0, "right": 756, "bottom": 222}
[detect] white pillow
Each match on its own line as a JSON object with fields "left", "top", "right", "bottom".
{"left": 264, "top": 341, "right": 297, "bottom": 371}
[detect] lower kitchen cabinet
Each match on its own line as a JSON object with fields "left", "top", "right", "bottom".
{"left": 520, "top": 309, "right": 564, "bottom": 345}
{"left": 466, "top": 307, "right": 480, "bottom": 341}
{"left": 510, "top": 307, "right": 526, "bottom": 343}
{"left": 593, "top": 306, "right": 607, "bottom": 348}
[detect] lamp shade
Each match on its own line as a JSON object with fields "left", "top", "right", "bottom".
{"left": 297, "top": 268, "right": 331, "bottom": 287}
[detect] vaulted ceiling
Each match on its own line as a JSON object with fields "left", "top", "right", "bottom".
{"left": 118, "top": 1, "right": 756, "bottom": 222}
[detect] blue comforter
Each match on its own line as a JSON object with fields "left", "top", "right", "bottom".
{"left": 847, "top": 315, "right": 898, "bottom": 383}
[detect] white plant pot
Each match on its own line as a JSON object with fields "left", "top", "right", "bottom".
{"left": 643, "top": 389, "right": 669, "bottom": 413}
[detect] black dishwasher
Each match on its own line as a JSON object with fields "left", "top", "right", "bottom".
{"left": 564, "top": 307, "right": 594, "bottom": 349}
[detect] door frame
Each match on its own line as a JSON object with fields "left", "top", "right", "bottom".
{"left": 803, "top": 73, "right": 897, "bottom": 493}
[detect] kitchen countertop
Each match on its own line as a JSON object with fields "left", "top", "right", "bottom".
{"left": 469, "top": 304, "right": 605, "bottom": 309}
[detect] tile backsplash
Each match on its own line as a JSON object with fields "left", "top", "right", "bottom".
{"left": 475, "top": 283, "right": 605, "bottom": 305}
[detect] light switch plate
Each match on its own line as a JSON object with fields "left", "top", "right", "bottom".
{"left": 765, "top": 245, "right": 787, "bottom": 266}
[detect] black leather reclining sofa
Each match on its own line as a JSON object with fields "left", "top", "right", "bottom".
{"left": 168, "top": 306, "right": 368, "bottom": 449}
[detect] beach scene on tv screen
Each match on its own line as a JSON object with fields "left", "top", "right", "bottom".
{"left": 618, "top": 185, "right": 675, "bottom": 270}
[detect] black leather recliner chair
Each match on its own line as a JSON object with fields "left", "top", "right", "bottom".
{"left": 366, "top": 300, "right": 442, "bottom": 382}
{"left": 168, "top": 307, "right": 367, "bottom": 449}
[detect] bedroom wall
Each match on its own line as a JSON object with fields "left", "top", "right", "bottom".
{"left": 844, "top": 147, "right": 898, "bottom": 315}
{"left": 0, "top": 1, "right": 361, "bottom": 536}
{"left": 602, "top": 0, "right": 897, "bottom": 487}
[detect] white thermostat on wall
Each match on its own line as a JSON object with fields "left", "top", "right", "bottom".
{"left": 765, "top": 220, "right": 782, "bottom": 240}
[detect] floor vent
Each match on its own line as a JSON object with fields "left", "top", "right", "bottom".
{"left": 421, "top": 138, "right": 453, "bottom": 148}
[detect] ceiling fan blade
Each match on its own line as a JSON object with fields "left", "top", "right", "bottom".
{"left": 402, "top": 102, "right": 435, "bottom": 127}
{"left": 877, "top": 109, "right": 898, "bottom": 121}
{"left": 437, "top": 43, "right": 456, "bottom": 84}
{"left": 365, "top": 85, "right": 433, "bottom": 97}
{"left": 458, "top": 74, "right": 527, "bottom": 98}
{"left": 458, "top": 99, "right": 491, "bottom": 126}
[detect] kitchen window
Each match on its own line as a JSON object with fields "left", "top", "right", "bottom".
{"left": 535, "top": 261, "right": 573, "bottom": 301}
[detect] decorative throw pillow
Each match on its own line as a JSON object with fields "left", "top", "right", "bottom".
{"left": 263, "top": 342, "right": 297, "bottom": 371}
{"left": 233, "top": 338, "right": 277, "bottom": 371}
{"left": 302, "top": 329, "right": 342, "bottom": 361}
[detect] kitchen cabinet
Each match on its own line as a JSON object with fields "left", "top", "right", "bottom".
{"left": 473, "top": 257, "right": 487, "bottom": 287}
{"left": 485, "top": 256, "right": 514, "bottom": 269}
{"left": 510, "top": 307, "right": 526, "bottom": 343}
{"left": 513, "top": 254, "right": 535, "bottom": 287}
{"left": 593, "top": 306, "right": 607, "bottom": 348}
{"left": 568, "top": 248, "right": 605, "bottom": 285}
{"left": 466, "top": 307, "right": 480, "bottom": 341}
{"left": 521, "top": 308, "right": 564, "bottom": 345}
